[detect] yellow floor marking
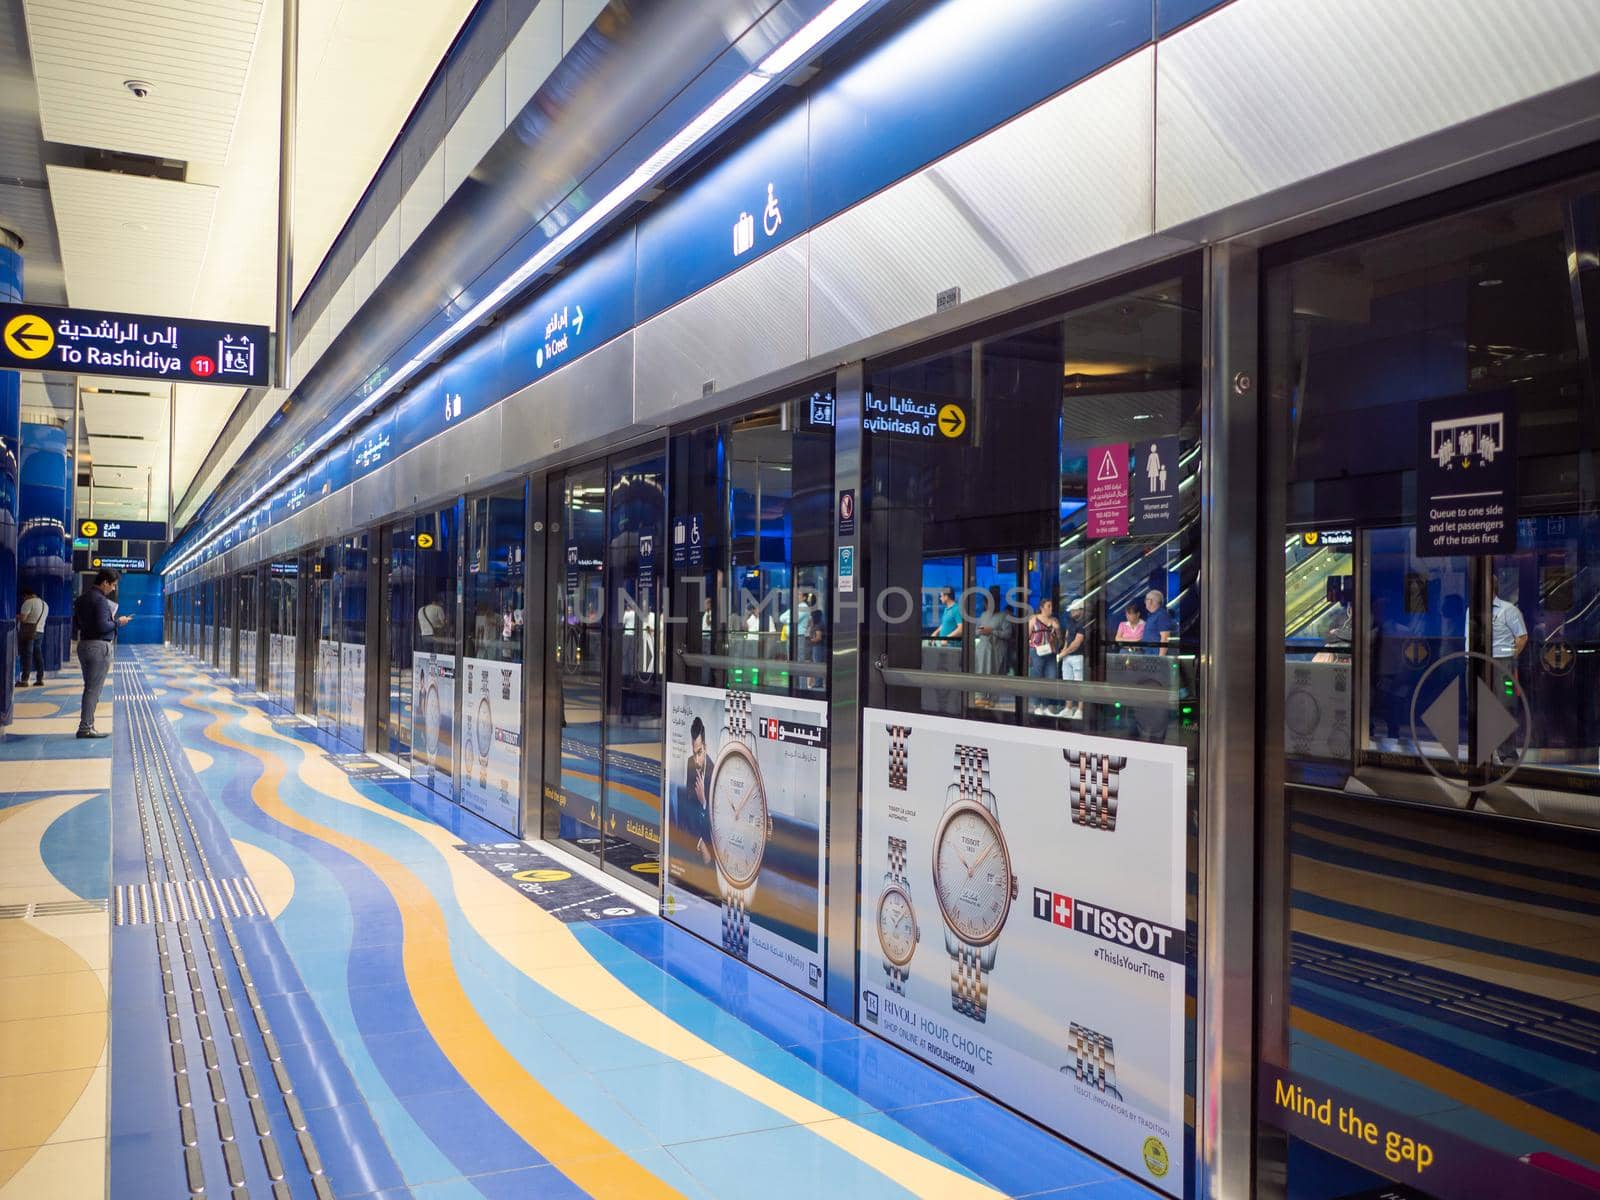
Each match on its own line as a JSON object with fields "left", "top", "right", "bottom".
{"left": 1291, "top": 1006, "right": 1600, "bottom": 1167}
{"left": 0, "top": 1136, "right": 105, "bottom": 1198}
{"left": 189, "top": 694, "right": 1005, "bottom": 1199}
{"left": 231, "top": 840, "right": 294, "bottom": 920}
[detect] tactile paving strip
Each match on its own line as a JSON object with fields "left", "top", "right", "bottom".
{"left": 119, "top": 664, "right": 334, "bottom": 1198}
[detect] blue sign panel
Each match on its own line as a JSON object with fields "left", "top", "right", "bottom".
{"left": 308, "top": 436, "right": 352, "bottom": 501}
{"left": 443, "top": 326, "right": 505, "bottom": 426}
{"left": 501, "top": 230, "right": 637, "bottom": 395}
{"left": 351, "top": 410, "right": 395, "bottom": 479}
{"left": 392, "top": 364, "right": 446, "bottom": 458}
{"left": 79, "top": 517, "right": 165, "bottom": 542}
{"left": 807, "top": 0, "right": 1148, "bottom": 223}
{"left": 0, "top": 300, "right": 270, "bottom": 386}
{"left": 635, "top": 103, "right": 808, "bottom": 321}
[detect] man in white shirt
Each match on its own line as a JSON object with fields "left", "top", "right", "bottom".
{"left": 1491, "top": 581, "right": 1529, "bottom": 763}
{"left": 417, "top": 595, "right": 448, "bottom": 646}
{"left": 18, "top": 588, "right": 47, "bottom": 686}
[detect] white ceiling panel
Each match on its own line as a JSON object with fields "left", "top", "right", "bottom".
{"left": 22, "top": 0, "right": 266, "bottom": 166}
{"left": 48, "top": 165, "right": 217, "bottom": 314}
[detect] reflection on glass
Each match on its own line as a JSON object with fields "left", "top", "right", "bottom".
{"left": 864, "top": 272, "right": 1201, "bottom": 748}
{"left": 338, "top": 535, "right": 369, "bottom": 750}
{"left": 669, "top": 392, "right": 834, "bottom": 699}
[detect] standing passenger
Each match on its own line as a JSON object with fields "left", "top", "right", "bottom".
{"left": 73, "top": 569, "right": 130, "bottom": 739}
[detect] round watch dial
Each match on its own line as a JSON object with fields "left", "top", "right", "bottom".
{"left": 709, "top": 741, "right": 767, "bottom": 888}
{"left": 476, "top": 697, "right": 493, "bottom": 756}
{"left": 877, "top": 885, "right": 918, "bottom": 966}
{"left": 933, "top": 801, "right": 1013, "bottom": 945}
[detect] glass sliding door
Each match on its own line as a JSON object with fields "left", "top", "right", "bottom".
{"left": 1258, "top": 168, "right": 1600, "bottom": 1200}
{"left": 379, "top": 521, "right": 416, "bottom": 765}
{"left": 313, "top": 545, "right": 340, "bottom": 734}
{"left": 602, "top": 449, "right": 666, "bottom": 881}
{"left": 410, "top": 503, "right": 460, "bottom": 796}
{"left": 462, "top": 487, "right": 527, "bottom": 833}
{"left": 338, "top": 534, "right": 369, "bottom": 750}
{"left": 545, "top": 464, "right": 607, "bottom": 856}
{"left": 236, "top": 571, "right": 258, "bottom": 689}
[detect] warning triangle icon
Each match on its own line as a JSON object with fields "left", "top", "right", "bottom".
{"left": 1096, "top": 452, "right": 1120, "bottom": 481}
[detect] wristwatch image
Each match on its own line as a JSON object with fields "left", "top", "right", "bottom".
{"left": 1063, "top": 1022, "right": 1123, "bottom": 1100}
{"left": 877, "top": 834, "right": 920, "bottom": 994}
{"left": 932, "top": 744, "right": 1018, "bottom": 1022}
{"left": 887, "top": 724, "right": 912, "bottom": 790}
{"left": 709, "top": 690, "right": 770, "bottom": 959}
{"left": 474, "top": 695, "right": 494, "bottom": 783}
{"left": 1064, "top": 750, "right": 1126, "bottom": 832}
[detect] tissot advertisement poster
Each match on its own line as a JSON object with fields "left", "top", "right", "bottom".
{"left": 663, "top": 684, "right": 828, "bottom": 999}
{"left": 339, "top": 642, "right": 366, "bottom": 736}
{"left": 460, "top": 657, "right": 522, "bottom": 833}
{"left": 411, "top": 652, "right": 456, "bottom": 790}
{"left": 861, "top": 710, "right": 1188, "bottom": 1197}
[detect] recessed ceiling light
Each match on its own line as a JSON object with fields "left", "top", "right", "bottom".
{"left": 1477, "top": 278, "right": 1503, "bottom": 288}
{"left": 122, "top": 221, "right": 149, "bottom": 233}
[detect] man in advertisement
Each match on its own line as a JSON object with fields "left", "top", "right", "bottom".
{"left": 671, "top": 716, "right": 715, "bottom": 895}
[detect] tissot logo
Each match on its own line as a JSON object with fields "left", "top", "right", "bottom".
{"left": 1033, "top": 886, "right": 1183, "bottom": 963}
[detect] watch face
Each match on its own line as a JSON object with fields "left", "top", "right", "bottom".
{"left": 709, "top": 741, "right": 767, "bottom": 888}
{"left": 476, "top": 696, "right": 493, "bottom": 756}
{"left": 1285, "top": 689, "right": 1320, "bottom": 737}
{"left": 933, "top": 800, "right": 1014, "bottom": 946}
{"left": 877, "top": 885, "right": 918, "bottom": 966}
{"left": 423, "top": 682, "right": 442, "bottom": 755}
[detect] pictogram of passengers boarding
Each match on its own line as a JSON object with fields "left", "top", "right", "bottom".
{"left": 1430, "top": 411, "right": 1504, "bottom": 475}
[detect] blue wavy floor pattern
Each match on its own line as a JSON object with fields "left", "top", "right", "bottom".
{"left": 107, "top": 647, "right": 1151, "bottom": 1200}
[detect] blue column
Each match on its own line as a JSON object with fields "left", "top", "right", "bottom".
{"left": 0, "top": 234, "right": 21, "bottom": 726}
{"left": 20, "top": 424, "right": 72, "bottom": 672}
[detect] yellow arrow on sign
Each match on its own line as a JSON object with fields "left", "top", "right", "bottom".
{"left": 937, "top": 403, "right": 966, "bottom": 439}
{"left": 3, "top": 314, "right": 54, "bottom": 360}
{"left": 80, "top": 520, "right": 99, "bottom": 537}
{"left": 417, "top": 532, "right": 435, "bottom": 549}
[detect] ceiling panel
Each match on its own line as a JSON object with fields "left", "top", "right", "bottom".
{"left": 22, "top": 0, "right": 266, "bottom": 166}
{"left": 48, "top": 165, "right": 217, "bottom": 314}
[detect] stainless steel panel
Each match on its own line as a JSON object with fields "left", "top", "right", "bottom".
{"left": 351, "top": 463, "right": 395, "bottom": 528}
{"left": 1196, "top": 243, "right": 1259, "bottom": 1200}
{"left": 437, "top": 406, "right": 507, "bottom": 496}
{"left": 809, "top": 48, "right": 1157, "bottom": 357}
{"left": 499, "top": 332, "right": 640, "bottom": 472}
{"left": 1156, "top": 0, "right": 1600, "bottom": 238}
{"left": 390, "top": 440, "right": 442, "bottom": 513}
{"left": 635, "top": 240, "right": 809, "bottom": 425}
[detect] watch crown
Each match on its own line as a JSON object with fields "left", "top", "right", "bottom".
{"left": 1011, "top": 876, "right": 1019, "bottom": 900}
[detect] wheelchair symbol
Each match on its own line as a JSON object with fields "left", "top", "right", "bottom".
{"left": 763, "top": 183, "right": 782, "bottom": 237}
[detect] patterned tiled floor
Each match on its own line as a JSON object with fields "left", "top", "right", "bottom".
{"left": 1, "top": 647, "right": 1153, "bottom": 1200}
{"left": 0, "top": 659, "right": 113, "bottom": 1199}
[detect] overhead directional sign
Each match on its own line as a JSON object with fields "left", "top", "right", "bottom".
{"left": 80, "top": 518, "right": 166, "bottom": 542}
{"left": 90, "top": 555, "right": 149, "bottom": 572}
{"left": 0, "top": 300, "right": 269, "bottom": 387}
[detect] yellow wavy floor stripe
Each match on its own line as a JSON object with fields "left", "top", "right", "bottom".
{"left": 1297, "top": 824, "right": 1600, "bottom": 910}
{"left": 1290, "top": 1006, "right": 1600, "bottom": 1168}
{"left": 185, "top": 690, "right": 1005, "bottom": 1199}
{"left": 0, "top": 794, "right": 108, "bottom": 1189}
{"left": 190, "top": 703, "right": 680, "bottom": 1199}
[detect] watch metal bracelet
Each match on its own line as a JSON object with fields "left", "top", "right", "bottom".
{"left": 887, "top": 724, "right": 912, "bottom": 790}
{"left": 1064, "top": 750, "right": 1126, "bottom": 831}
{"left": 727, "top": 689, "right": 753, "bottom": 741}
{"left": 886, "top": 834, "right": 910, "bottom": 886}
{"left": 950, "top": 944, "right": 988, "bottom": 1021}
{"left": 1064, "top": 1022, "right": 1123, "bottom": 1099}
{"left": 720, "top": 884, "right": 750, "bottom": 959}
{"left": 955, "top": 743, "right": 990, "bottom": 802}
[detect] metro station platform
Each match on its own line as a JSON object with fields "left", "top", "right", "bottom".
{"left": 0, "top": 646, "right": 1147, "bottom": 1200}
